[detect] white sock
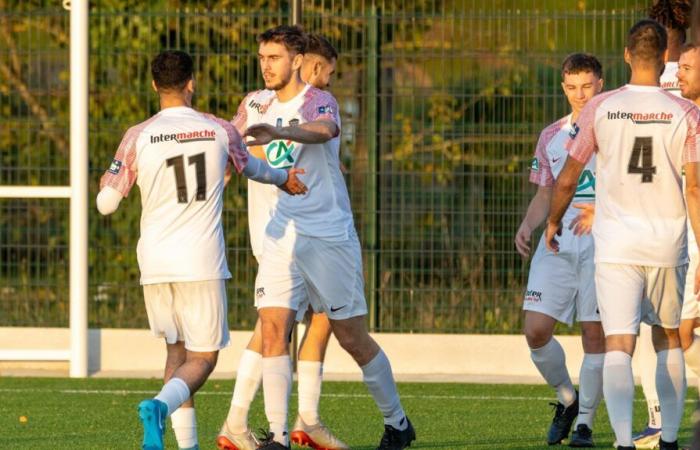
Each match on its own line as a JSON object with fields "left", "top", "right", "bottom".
{"left": 656, "top": 348, "right": 687, "bottom": 443}
{"left": 603, "top": 351, "right": 635, "bottom": 447}
{"left": 684, "top": 337, "right": 700, "bottom": 399}
{"left": 227, "top": 349, "right": 263, "bottom": 433}
{"left": 530, "top": 338, "right": 577, "bottom": 407}
{"left": 171, "top": 407, "right": 198, "bottom": 449}
{"left": 575, "top": 353, "right": 604, "bottom": 428}
{"left": 155, "top": 377, "right": 190, "bottom": 417}
{"left": 638, "top": 323, "right": 662, "bottom": 428}
{"left": 297, "top": 360, "right": 323, "bottom": 426}
{"left": 262, "top": 355, "right": 292, "bottom": 445}
{"left": 361, "top": 350, "right": 407, "bottom": 430}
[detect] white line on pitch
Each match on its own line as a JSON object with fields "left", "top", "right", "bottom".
{"left": 0, "top": 388, "right": 696, "bottom": 403}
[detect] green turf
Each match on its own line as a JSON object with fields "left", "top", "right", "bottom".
{"left": 0, "top": 377, "right": 696, "bottom": 449}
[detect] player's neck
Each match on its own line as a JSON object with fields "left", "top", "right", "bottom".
{"left": 628, "top": 70, "right": 660, "bottom": 87}
{"left": 159, "top": 95, "right": 191, "bottom": 110}
{"left": 275, "top": 74, "right": 306, "bottom": 102}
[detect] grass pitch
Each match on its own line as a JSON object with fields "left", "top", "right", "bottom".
{"left": 0, "top": 377, "right": 696, "bottom": 449}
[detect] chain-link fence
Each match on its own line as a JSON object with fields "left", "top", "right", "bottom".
{"left": 0, "top": 0, "right": 647, "bottom": 333}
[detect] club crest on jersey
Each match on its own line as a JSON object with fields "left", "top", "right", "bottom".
{"left": 569, "top": 123, "right": 580, "bottom": 139}
{"left": 108, "top": 159, "right": 122, "bottom": 174}
{"left": 265, "top": 140, "right": 296, "bottom": 169}
{"left": 530, "top": 157, "right": 540, "bottom": 172}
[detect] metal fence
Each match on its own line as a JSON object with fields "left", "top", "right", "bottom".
{"left": 0, "top": 0, "right": 647, "bottom": 333}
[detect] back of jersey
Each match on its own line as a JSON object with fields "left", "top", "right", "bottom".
{"left": 569, "top": 85, "right": 700, "bottom": 267}
{"left": 102, "top": 106, "right": 234, "bottom": 284}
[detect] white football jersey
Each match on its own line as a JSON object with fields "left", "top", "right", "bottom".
{"left": 100, "top": 106, "right": 249, "bottom": 284}
{"left": 530, "top": 114, "right": 596, "bottom": 224}
{"left": 568, "top": 84, "right": 700, "bottom": 267}
{"left": 661, "top": 61, "right": 681, "bottom": 97}
{"left": 233, "top": 84, "right": 354, "bottom": 257}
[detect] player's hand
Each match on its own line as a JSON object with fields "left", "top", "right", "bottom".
{"left": 244, "top": 123, "right": 281, "bottom": 146}
{"left": 544, "top": 220, "right": 562, "bottom": 254}
{"left": 569, "top": 203, "right": 595, "bottom": 236}
{"left": 279, "top": 168, "right": 307, "bottom": 195}
{"left": 514, "top": 222, "right": 532, "bottom": 258}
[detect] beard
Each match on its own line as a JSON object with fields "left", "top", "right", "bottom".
{"left": 265, "top": 69, "right": 293, "bottom": 91}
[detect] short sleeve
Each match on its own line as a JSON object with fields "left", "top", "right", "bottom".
{"left": 231, "top": 95, "right": 250, "bottom": 136}
{"left": 683, "top": 108, "right": 700, "bottom": 164}
{"left": 529, "top": 132, "right": 554, "bottom": 187}
{"left": 566, "top": 102, "right": 598, "bottom": 164}
{"left": 300, "top": 89, "right": 340, "bottom": 134}
{"left": 99, "top": 126, "right": 140, "bottom": 197}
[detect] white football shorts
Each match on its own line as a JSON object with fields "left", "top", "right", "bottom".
{"left": 523, "top": 229, "right": 599, "bottom": 325}
{"left": 682, "top": 244, "right": 700, "bottom": 320}
{"left": 255, "top": 227, "right": 368, "bottom": 321}
{"left": 595, "top": 263, "right": 686, "bottom": 335}
{"left": 142, "top": 279, "right": 230, "bottom": 352}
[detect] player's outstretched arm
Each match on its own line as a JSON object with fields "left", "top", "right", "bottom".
{"left": 240, "top": 156, "right": 308, "bottom": 195}
{"left": 545, "top": 156, "right": 585, "bottom": 253}
{"left": 96, "top": 186, "right": 124, "bottom": 215}
{"left": 685, "top": 161, "right": 700, "bottom": 298}
{"left": 244, "top": 121, "right": 338, "bottom": 146}
{"left": 514, "top": 186, "right": 551, "bottom": 258}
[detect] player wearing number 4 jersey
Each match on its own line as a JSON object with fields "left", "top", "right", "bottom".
{"left": 546, "top": 20, "right": 700, "bottom": 450}
{"left": 96, "top": 50, "right": 306, "bottom": 450}
{"left": 515, "top": 53, "right": 605, "bottom": 448}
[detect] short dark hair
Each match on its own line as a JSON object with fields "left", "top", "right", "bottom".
{"left": 649, "top": 0, "right": 692, "bottom": 43}
{"left": 258, "top": 25, "right": 307, "bottom": 55}
{"left": 151, "top": 50, "right": 193, "bottom": 91}
{"left": 306, "top": 34, "right": 338, "bottom": 61}
{"left": 680, "top": 42, "right": 699, "bottom": 55}
{"left": 627, "top": 19, "right": 668, "bottom": 65}
{"left": 561, "top": 53, "right": 603, "bottom": 79}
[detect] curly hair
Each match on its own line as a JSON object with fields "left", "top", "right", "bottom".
{"left": 649, "top": 0, "right": 692, "bottom": 30}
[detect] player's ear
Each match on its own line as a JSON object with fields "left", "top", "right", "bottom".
{"left": 623, "top": 47, "right": 632, "bottom": 65}
{"left": 560, "top": 81, "right": 566, "bottom": 95}
{"left": 292, "top": 52, "right": 304, "bottom": 71}
{"left": 151, "top": 80, "right": 158, "bottom": 93}
{"left": 314, "top": 59, "right": 322, "bottom": 76}
{"left": 597, "top": 78, "right": 604, "bottom": 92}
{"left": 186, "top": 77, "right": 195, "bottom": 94}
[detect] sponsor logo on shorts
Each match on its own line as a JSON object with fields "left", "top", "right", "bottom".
{"left": 256, "top": 287, "right": 265, "bottom": 298}
{"left": 606, "top": 110, "right": 673, "bottom": 125}
{"left": 524, "top": 290, "right": 542, "bottom": 303}
{"left": 330, "top": 305, "right": 347, "bottom": 313}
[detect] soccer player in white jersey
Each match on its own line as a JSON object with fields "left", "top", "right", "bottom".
{"left": 96, "top": 50, "right": 306, "bottom": 450}
{"left": 221, "top": 25, "right": 413, "bottom": 450}
{"left": 515, "top": 53, "right": 605, "bottom": 447}
{"left": 545, "top": 20, "right": 700, "bottom": 450}
{"left": 217, "top": 33, "right": 349, "bottom": 450}
{"left": 633, "top": 3, "right": 694, "bottom": 446}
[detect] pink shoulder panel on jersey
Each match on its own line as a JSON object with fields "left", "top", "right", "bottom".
{"left": 202, "top": 112, "right": 248, "bottom": 174}
{"left": 529, "top": 117, "right": 566, "bottom": 187}
{"left": 231, "top": 91, "right": 255, "bottom": 136}
{"left": 567, "top": 88, "right": 622, "bottom": 164}
{"left": 661, "top": 90, "right": 700, "bottom": 164}
{"left": 300, "top": 87, "right": 340, "bottom": 135}
{"left": 99, "top": 115, "right": 158, "bottom": 197}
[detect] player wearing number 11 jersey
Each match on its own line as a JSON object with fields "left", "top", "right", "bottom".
{"left": 546, "top": 20, "right": 700, "bottom": 450}
{"left": 96, "top": 50, "right": 306, "bottom": 450}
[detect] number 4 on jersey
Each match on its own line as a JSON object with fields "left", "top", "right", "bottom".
{"left": 627, "top": 137, "right": 656, "bottom": 183}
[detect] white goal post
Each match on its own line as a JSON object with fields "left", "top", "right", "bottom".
{"left": 0, "top": 0, "right": 89, "bottom": 378}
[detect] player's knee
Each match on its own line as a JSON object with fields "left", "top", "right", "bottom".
{"left": 652, "top": 326, "right": 681, "bottom": 351}
{"left": 337, "top": 332, "right": 370, "bottom": 361}
{"left": 581, "top": 323, "right": 605, "bottom": 352}
{"left": 524, "top": 327, "right": 551, "bottom": 349}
